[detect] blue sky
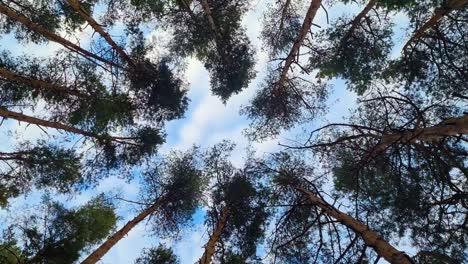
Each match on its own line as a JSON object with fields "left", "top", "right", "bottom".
{"left": 0, "top": 0, "right": 418, "bottom": 263}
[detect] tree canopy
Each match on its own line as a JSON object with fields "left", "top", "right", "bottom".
{"left": 0, "top": 0, "right": 466, "bottom": 263}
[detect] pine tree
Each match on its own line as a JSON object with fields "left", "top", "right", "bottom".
{"left": 134, "top": 244, "right": 180, "bottom": 264}
{"left": 199, "top": 142, "right": 268, "bottom": 264}
{"left": 0, "top": 195, "right": 117, "bottom": 264}
{"left": 260, "top": 151, "right": 415, "bottom": 264}
{"left": 81, "top": 147, "right": 207, "bottom": 263}
{"left": 0, "top": 141, "right": 82, "bottom": 207}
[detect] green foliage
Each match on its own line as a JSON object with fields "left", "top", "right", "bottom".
{"left": 203, "top": 142, "right": 269, "bottom": 262}
{"left": 167, "top": 0, "right": 255, "bottom": 101}
{"left": 261, "top": 0, "right": 303, "bottom": 56}
{"left": 2, "top": 195, "right": 116, "bottom": 264}
{"left": 0, "top": 141, "right": 83, "bottom": 207}
{"left": 388, "top": 8, "right": 468, "bottom": 98}
{"left": 135, "top": 244, "right": 180, "bottom": 264}
{"left": 141, "top": 147, "right": 207, "bottom": 236}
{"left": 205, "top": 33, "right": 256, "bottom": 101}
{"left": 0, "top": 0, "right": 98, "bottom": 43}
{"left": 129, "top": 59, "right": 189, "bottom": 122}
{"left": 242, "top": 73, "right": 328, "bottom": 140}
{"left": 310, "top": 13, "right": 393, "bottom": 94}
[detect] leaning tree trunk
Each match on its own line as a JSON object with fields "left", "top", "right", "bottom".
{"left": 64, "top": 0, "right": 134, "bottom": 67}
{"left": 294, "top": 186, "right": 414, "bottom": 264}
{"left": 402, "top": 0, "right": 468, "bottom": 52}
{"left": 339, "top": 0, "right": 377, "bottom": 46}
{"left": 0, "top": 67, "right": 88, "bottom": 98}
{"left": 81, "top": 197, "right": 168, "bottom": 264}
{"left": 199, "top": 207, "right": 230, "bottom": 264}
{"left": 376, "top": 115, "right": 468, "bottom": 151}
{"left": 0, "top": 108, "right": 133, "bottom": 144}
{"left": 277, "top": 0, "right": 322, "bottom": 90}
{"left": 0, "top": 3, "right": 121, "bottom": 68}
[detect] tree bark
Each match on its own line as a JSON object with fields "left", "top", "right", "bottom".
{"left": 0, "top": 67, "right": 88, "bottom": 98}
{"left": 402, "top": 0, "right": 468, "bottom": 52}
{"left": 198, "top": 207, "right": 230, "bottom": 264}
{"left": 0, "top": 108, "right": 133, "bottom": 144}
{"left": 199, "top": 0, "right": 221, "bottom": 38}
{"left": 294, "top": 186, "right": 414, "bottom": 264}
{"left": 340, "top": 0, "right": 377, "bottom": 46}
{"left": 0, "top": 3, "right": 121, "bottom": 68}
{"left": 81, "top": 196, "right": 168, "bottom": 264}
{"left": 277, "top": 0, "right": 322, "bottom": 89}
{"left": 64, "top": 0, "right": 134, "bottom": 67}
{"left": 377, "top": 115, "right": 468, "bottom": 151}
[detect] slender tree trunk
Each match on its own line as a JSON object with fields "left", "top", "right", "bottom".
{"left": 64, "top": 0, "right": 134, "bottom": 67}
{"left": 402, "top": 0, "right": 468, "bottom": 52}
{"left": 199, "top": 207, "right": 230, "bottom": 264}
{"left": 277, "top": 0, "right": 292, "bottom": 39}
{"left": 277, "top": 0, "right": 322, "bottom": 89}
{"left": 0, "top": 67, "right": 88, "bottom": 98}
{"left": 0, "top": 3, "right": 121, "bottom": 68}
{"left": 294, "top": 186, "right": 414, "bottom": 264}
{"left": 199, "top": 0, "right": 221, "bottom": 38}
{"left": 0, "top": 108, "right": 133, "bottom": 144}
{"left": 81, "top": 196, "right": 168, "bottom": 264}
{"left": 340, "top": 0, "right": 377, "bottom": 46}
{"left": 377, "top": 115, "right": 468, "bottom": 150}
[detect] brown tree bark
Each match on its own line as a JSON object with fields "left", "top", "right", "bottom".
{"left": 0, "top": 67, "right": 88, "bottom": 98}
{"left": 81, "top": 196, "right": 168, "bottom": 264}
{"left": 64, "top": 0, "right": 134, "bottom": 67}
{"left": 339, "top": 0, "right": 377, "bottom": 46}
{"left": 294, "top": 186, "right": 414, "bottom": 264}
{"left": 277, "top": 0, "right": 322, "bottom": 89}
{"left": 198, "top": 207, "right": 230, "bottom": 264}
{"left": 377, "top": 115, "right": 468, "bottom": 151}
{"left": 402, "top": 0, "right": 468, "bottom": 52}
{"left": 0, "top": 3, "right": 121, "bottom": 68}
{"left": 0, "top": 108, "right": 135, "bottom": 145}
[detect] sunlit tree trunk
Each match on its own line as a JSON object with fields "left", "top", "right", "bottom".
{"left": 0, "top": 3, "right": 121, "bottom": 68}
{"left": 340, "top": 0, "right": 377, "bottom": 45}
{"left": 0, "top": 108, "right": 135, "bottom": 144}
{"left": 0, "top": 66, "right": 88, "bottom": 98}
{"left": 377, "top": 115, "right": 468, "bottom": 151}
{"left": 198, "top": 207, "right": 230, "bottom": 264}
{"left": 277, "top": 0, "right": 322, "bottom": 89}
{"left": 81, "top": 196, "right": 168, "bottom": 264}
{"left": 402, "top": 0, "right": 468, "bottom": 52}
{"left": 64, "top": 0, "right": 134, "bottom": 67}
{"left": 294, "top": 186, "right": 414, "bottom": 264}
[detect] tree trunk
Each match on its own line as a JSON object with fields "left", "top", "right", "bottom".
{"left": 0, "top": 3, "right": 121, "bottom": 68}
{"left": 0, "top": 67, "right": 88, "bottom": 98}
{"left": 64, "top": 0, "right": 134, "bottom": 67}
{"left": 377, "top": 115, "right": 468, "bottom": 151}
{"left": 277, "top": 0, "right": 322, "bottom": 89}
{"left": 402, "top": 0, "right": 468, "bottom": 52}
{"left": 198, "top": 207, "right": 230, "bottom": 264}
{"left": 0, "top": 108, "right": 133, "bottom": 144}
{"left": 199, "top": 0, "right": 221, "bottom": 38}
{"left": 340, "top": 0, "right": 377, "bottom": 46}
{"left": 81, "top": 196, "right": 168, "bottom": 264}
{"left": 294, "top": 186, "right": 414, "bottom": 264}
